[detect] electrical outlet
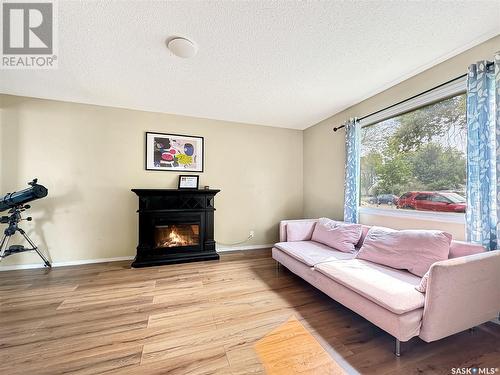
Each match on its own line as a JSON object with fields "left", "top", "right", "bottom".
{"left": 249, "top": 230, "right": 255, "bottom": 238}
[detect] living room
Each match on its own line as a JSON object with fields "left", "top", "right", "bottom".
{"left": 0, "top": 1, "right": 499, "bottom": 374}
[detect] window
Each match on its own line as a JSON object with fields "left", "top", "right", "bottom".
{"left": 415, "top": 194, "right": 431, "bottom": 201}
{"left": 431, "top": 195, "right": 450, "bottom": 203}
{"left": 360, "top": 91, "right": 466, "bottom": 215}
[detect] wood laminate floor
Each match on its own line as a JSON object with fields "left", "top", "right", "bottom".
{"left": 255, "top": 316, "right": 346, "bottom": 374}
{"left": 0, "top": 249, "right": 499, "bottom": 374}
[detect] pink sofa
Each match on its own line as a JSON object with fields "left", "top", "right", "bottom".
{"left": 272, "top": 219, "right": 500, "bottom": 356}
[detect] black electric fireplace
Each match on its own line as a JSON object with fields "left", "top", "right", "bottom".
{"left": 131, "top": 188, "right": 220, "bottom": 267}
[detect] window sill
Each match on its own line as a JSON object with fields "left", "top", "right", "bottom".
{"left": 359, "top": 207, "right": 465, "bottom": 224}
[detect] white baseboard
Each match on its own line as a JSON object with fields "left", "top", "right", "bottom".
{"left": 216, "top": 243, "right": 273, "bottom": 252}
{"left": 0, "top": 245, "right": 274, "bottom": 271}
{"left": 0, "top": 256, "right": 134, "bottom": 271}
{"left": 0, "top": 263, "right": 47, "bottom": 271}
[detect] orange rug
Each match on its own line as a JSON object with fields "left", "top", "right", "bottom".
{"left": 254, "top": 316, "right": 347, "bottom": 374}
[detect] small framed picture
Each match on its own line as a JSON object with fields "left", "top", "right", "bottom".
{"left": 145, "top": 132, "right": 204, "bottom": 172}
{"left": 178, "top": 175, "right": 199, "bottom": 189}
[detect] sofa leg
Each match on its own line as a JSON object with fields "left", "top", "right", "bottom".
{"left": 395, "top": 338, "right": 401, "bottom": 357}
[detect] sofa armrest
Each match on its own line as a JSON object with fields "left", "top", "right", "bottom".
{"left": 449, "top": 240, "right": 485, "bottom": 258}
{"left": 279, "top": 219, "right": 318, "bottom": 242}
{"left": 419, "top": 250, "right": 500, "bottom": 342}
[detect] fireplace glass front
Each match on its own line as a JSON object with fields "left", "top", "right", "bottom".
{"left": 155, "top": 224, "right": 200, "bottom": 248}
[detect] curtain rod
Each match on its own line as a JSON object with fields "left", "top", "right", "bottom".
{"left": 332, "top": 72, "right": 471, "bottom": 132}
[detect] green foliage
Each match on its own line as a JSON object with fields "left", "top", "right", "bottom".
{"left": 374, "top": 153, "right": 412, "bottom": 195}
{"left": 410, "top": 143, "right": 466, "bottom": 191}
{"left": 360, "top": 152, "right": 382, "bottom": 195}
{"left": 390, "top": 95, "right": 466, "bottom": 153}
{"left": 360, "top": 94, "right": 466, "bottom": 197}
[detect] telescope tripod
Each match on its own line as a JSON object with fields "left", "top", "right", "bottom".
{"left": 0, "top": 206, "right": 51, "bottom": 268}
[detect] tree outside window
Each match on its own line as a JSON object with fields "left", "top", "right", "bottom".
{"left": 360, "top": 93, "right": 466, "bottom": 214}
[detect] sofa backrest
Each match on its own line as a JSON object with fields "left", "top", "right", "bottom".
{"left": 279, "top": 219, "right": 486, "bottom": 258}
{"left": 448, "top": 240, "right": 485, "bottom": 258}
{"left": 279, "top": 219, "right": 318, "bottom": 242}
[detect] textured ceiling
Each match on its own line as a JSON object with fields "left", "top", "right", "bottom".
{"left": 1, "top": 1, "right": 499, "bottom": 129}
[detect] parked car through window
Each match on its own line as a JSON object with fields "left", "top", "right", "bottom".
{"left": 396, "top": 191, "right": 466, "bottom": 213}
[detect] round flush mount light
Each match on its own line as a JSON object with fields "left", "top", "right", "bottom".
{"left": 166, "top": 37, "right": 198, "bottom": 58}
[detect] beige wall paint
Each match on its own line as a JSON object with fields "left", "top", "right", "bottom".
{"left": 303, "top": 35, "right": 500, "bottom": 239}
{"left": 0, "top": 95, "right": 303, "bottom": 267}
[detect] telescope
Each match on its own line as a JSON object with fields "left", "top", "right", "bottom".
{"left": 0, "top": 179, "right": 51, "bottom": 267}
{"left": 0, "top": 179, "right": 48, "bottom": 212}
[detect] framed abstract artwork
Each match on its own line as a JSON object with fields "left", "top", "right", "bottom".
{"left": 145, "top": 132, "right": 204, "bottom": 172}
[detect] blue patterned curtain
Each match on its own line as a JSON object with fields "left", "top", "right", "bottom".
{"left": 466, "top": 53, "right": 500, "bottom": 250}
{"left": 343, "top": 118, "right": 361, "bottom": 223}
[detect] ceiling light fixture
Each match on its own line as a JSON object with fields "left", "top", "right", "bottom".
{"left": 166, "top": 37, "right": 198, "bottom": 58}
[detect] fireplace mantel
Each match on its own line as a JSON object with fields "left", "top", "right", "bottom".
{"left": 131, "top": 188, "right": 220, "bottom": 267}
{"left": 132, "top": 189, "right": 220, "bottom": 194}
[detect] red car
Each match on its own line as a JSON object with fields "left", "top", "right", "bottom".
{"left": 397, "top": 191, "right": 466, "bottom": 213}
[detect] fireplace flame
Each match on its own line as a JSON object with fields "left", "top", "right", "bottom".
{"left": 168, "top": 229, "right": 186, "bottom": 246}
{"left": 156, "top": 225, "right": 199, "bottom": 248}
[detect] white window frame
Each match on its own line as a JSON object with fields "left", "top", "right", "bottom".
{"left": 358, "top": 76, "right": 467, "bottom": 223}
{"left": 359, "top": 207, "right": 465, "bottom": 223}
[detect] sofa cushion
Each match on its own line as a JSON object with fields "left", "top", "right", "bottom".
{"left": 286, "top": 221, "right": 316, "bottom": 242}
{"left": 355, "top": 225, "right": 371, "bottom": 248}
{"left": 415, "top": 271, "right": 429, "bottom": 293}
{"left": 311, "top": 218, "right": 362, "bottom": 253}
{"left": 315, "top": 259, "right": 424, "bottom": 314}
{"left": 356, "top": 226, "right": 452, "bottom": 277}
{"left": 273, "top": 241, "right": 356, "bottom": 267}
